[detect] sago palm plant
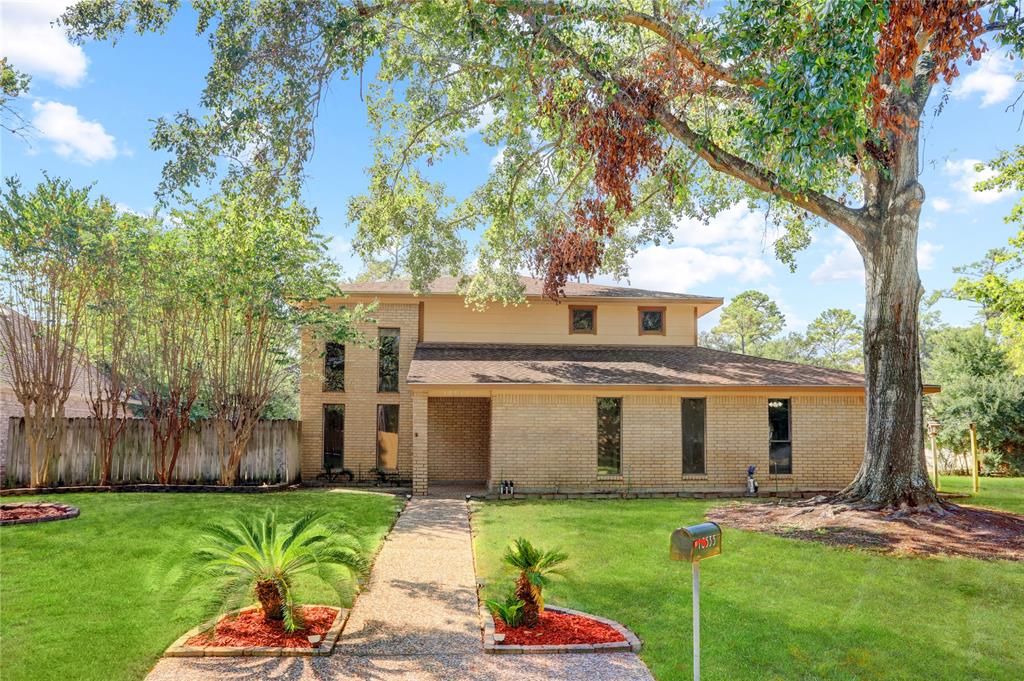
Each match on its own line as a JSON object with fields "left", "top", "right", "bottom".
{"left": 503, "top": 537, "right": 568, "bottom": 627}
{"left": 179, "top": 510, "right": 369, "bottom": 632}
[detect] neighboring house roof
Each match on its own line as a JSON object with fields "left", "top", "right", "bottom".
{"left": 0, "top": 305, "right": 108, "bottom": 401}
{"left": 341, "top": 276, "right": 723, "bottom": 305}
{"left": 407, "top": 343, "right": 870, "bottom": 389}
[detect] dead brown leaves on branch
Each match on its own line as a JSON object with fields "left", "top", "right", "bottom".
{"left": 536, "top": 78, "right": 665, "bottom": 300}
{"left": 869, "top": 0, "right": 986, "bottom": 135}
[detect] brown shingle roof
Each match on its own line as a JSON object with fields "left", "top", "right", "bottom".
{"left": 341, "top": 276, "right": 721, "bottom": 303}
{"left": 407, "top": 343, "right": 866, "bottom": 388}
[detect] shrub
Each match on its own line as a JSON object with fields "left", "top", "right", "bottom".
{"left": 485, "top": 592, "right": 525, "bottom": 628}
{"left": 179, "top": 510, "right": 368, "bottom": 631}
{"left": 502, "top": 537, "right": 568, "bottom": 627}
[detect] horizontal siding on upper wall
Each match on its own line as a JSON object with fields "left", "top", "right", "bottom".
{"left": 422, "top": 298, "right": 698, "bottom": 346}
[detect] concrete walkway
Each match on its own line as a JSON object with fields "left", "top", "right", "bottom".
{"left": 147, "top": 495, "right": 653, "bottom": 680}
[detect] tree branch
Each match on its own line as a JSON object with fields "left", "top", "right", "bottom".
{"left": 483, "top": 0, "right": 761, "bottom": 86}
{"left": 535, "top": 25, "right": 872, "bottom": 244}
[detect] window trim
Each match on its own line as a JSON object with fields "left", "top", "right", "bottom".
{"left": 768, "top": 398, "right": 793, "bottom": 475}
{"left": 638, "top": 306, "right": 667, "bottom": 336}
{"left": 377, "top": 327, "right": 401, "bottom": 393}
{"left": 568, "top": 305, "right": 598, "bottom": 335}
{"left": 596, "top": 396, "right": 622, "bottom": 476}
{"left": 681, "top": 397, "right": 706, "bottom": 476}
{"left": 322, "top": 341, "right": 345, "bottom": 392}
{"left": 322, "top": 404, "right": 345, "bottom": 471}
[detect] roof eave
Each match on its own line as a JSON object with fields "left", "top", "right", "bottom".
{"left": 332, "top": 290, "right": 725, "bottom": 306}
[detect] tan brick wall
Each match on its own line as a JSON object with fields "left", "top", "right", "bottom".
{"left": 488, "top": 392, "right": 865, "bottom": 494}
{"left": 299, "top": 303, "right": 419, "bottom": 481}
{"left": 427, "top": 397, "right": 490, "bottom": 481}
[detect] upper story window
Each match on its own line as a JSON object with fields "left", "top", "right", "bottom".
{"left": 569, "top": 305, "right": 597, "bottom": 334}
{"left": 378, "top": 328, "right": 400, "bottom": 392}
{"left": 768, "top": 398, "right": 792, "bottom": 475}
{"left": 597, "top": 397, "right": 622, "bottom": 475}
{"left": 638, "top": 306, "right": 666, "bottom": 335}
{"left": 323, "top": 342, "right": 345, "bottom": 392}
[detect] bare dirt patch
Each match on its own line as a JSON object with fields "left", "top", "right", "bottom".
{"left": 708, "top": 501, "right": 1024, "bottom": 561}
{"left": 0, "top": 502, "right": 79, "bottom": 526}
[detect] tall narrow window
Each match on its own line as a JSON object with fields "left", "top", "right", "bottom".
{"left": 378, "top": 328, "right": 400, "bottom": 392}
{"left": 376, "top": 404, "right": 399, "bottom": 471}
{"left": 569, "top": 305, "right": 597, "bottom": 334}
{"left": 323, "top": 404, "right": 345, "bottom": 471}
{"left": 768, "top": 398, "right": 792, "bottom": 475}
{"left": 597, "top": 397, "right": 622, "bottom": 475}
{"left": 682, "top": 398, "right": 706, "bottom": 474}
{"left": 323, "top": 342, "right": 345, "bottom": 391}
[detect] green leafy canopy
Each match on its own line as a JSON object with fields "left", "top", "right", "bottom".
{"left": 60, "top": 0, "right": 1021, "bottom": 301}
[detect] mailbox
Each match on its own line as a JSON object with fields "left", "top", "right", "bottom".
{"left": 670, "top": 522, "right": 722, "bottom": 563}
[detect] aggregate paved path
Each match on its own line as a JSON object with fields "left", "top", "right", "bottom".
{"left": 146, "top": 494, "right": 653, "bottom": 680}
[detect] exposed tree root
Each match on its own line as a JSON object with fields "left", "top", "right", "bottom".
{"left": 708, "top": 500, "right": 1024, "bottom": 561}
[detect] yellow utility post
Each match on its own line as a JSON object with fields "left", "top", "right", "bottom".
{"left": 969, "top": 422, "right": 979, "bottom": 493}
{"left": 927, "top": 420, "right": 941, "bottom": 492}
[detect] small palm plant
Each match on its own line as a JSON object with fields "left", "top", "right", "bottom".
{"left": 502, "top": 537, "right": 568, "bottom": 628}
{"left": 179, "top": 510, "right": 369, "bottom": 632}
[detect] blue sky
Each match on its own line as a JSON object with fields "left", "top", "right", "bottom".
{"left": 1, "top": 1, "right": 1020, "bottom": 331}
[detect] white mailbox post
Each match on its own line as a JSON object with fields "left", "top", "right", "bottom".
{"left": 671, "top": 522, "right": 722, "bottom": 681}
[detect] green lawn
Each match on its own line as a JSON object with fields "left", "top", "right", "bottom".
{"left": 472, "top": 486, "right": 1024, "bottom": 681}
{"left": 0, "top": 490, "right": 399, "bottom": 681}
{"left": 939, "top": 475, "right": 1024, "bottom": 515}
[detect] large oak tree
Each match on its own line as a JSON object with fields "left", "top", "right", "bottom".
{"left": 62, "top": 1, "right": 1023, "bottom": 509}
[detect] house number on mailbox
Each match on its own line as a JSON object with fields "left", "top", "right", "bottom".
{"left": 670, "top": 521, "right": 722, "bottom": 681}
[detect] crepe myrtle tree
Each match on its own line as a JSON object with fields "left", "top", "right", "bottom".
{"left": 191, "top": 179, "right": 367, "bottom": 485}
{"left": 62, "top": 1, "right": 1024, "bottom": 510}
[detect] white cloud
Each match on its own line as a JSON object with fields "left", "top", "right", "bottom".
{"left": 0, "top": 1, "right": 88, "bottom": 88}
{"left": 615, "top": 245, "right": 772, "bottom": 293}
{"left": 31, "top": 100, "right": 116, "bottom": 163}
{"left": 598, "top": 205, "right": 778, "bottom": 293}
{"left": 930, "top": 197, "right": 952, "bottom": 213}
{"left": 810, "top": 238, "right": 943, "bottom": 282}
{"left": 953, "top": 52, "right": 1018, "bottom": 108}
{"left": 489, "top": 146, "right": 506, "bottom": 170}
{"left": 470, "top": 103, "right": 497, "bottom": 134}
{"left": 327, "top": 235, "right": 351, "bottom": 260}
{"left": 810, "top": 239, "right": 863, "bottom": 283}
{"left": 669, "top": 204, "right": 776, "bottom": 252}
{"left": 918, "top": 241, "right": 942, "bottom": 271}
{"left": 943, "top": 158, "right": 1014, "bottom": 204}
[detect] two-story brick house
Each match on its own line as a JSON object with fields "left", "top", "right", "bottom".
{"left": 300, "top": 277, "right": 931, "bottom": 496}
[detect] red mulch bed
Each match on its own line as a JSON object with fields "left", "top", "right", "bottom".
{"left": 495, "top": 610, "right": 626, "bottom": 646}
{"left": 0, "top": 502, "right": 78, "bottom": 525}
{"left": 707, "top": 501, "right": 1024, "bottom": 561}
{"left": 186, "top": 606, "right": 338, "bottom": 648}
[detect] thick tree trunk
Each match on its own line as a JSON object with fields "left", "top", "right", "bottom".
{"left": 837, "top": 199, "right": 944, "bottom": 511}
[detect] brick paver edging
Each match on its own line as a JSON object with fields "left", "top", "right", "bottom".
{"left": 164, "top": 605, "right": 349, "bottom": 658}
{"left": 481, "top": 604, "right": 642, "bottom": 655}
{"left": 0, "top": 502, "right": 80, "bottom": 526}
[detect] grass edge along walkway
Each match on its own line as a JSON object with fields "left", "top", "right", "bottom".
{"left": 0, "top": 490, "right": 400, "bottom": 681}
{"left": 472, "top": 480, "right": 1024, "bottom": 681}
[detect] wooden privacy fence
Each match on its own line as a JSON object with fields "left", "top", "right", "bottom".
{"left": 3, "top": 417, "right": 301, "bottom": 487}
